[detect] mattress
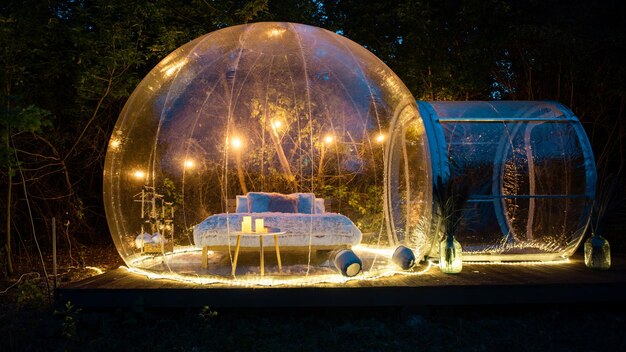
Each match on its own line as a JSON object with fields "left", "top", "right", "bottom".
{"left": 193, "top": 212, "right": 362, "bottom": 249}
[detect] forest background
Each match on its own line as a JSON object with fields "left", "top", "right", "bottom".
{"left": 2, "top": 0, "right": 625, "bottom": 276}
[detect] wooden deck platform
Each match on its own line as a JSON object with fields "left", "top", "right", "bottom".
{"left": 57, "top": 253, "right": 626, "bottom": 308}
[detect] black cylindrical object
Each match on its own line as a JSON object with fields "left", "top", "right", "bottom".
{"left": 392, "top": 245, "right": 416, "bottom": 270}
{"left": 333, "top": 249, "right": 362, "bottom": 277}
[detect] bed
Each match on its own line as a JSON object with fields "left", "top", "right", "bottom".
{"left": 193, "top": 192, "right": 362, "bottom": 252}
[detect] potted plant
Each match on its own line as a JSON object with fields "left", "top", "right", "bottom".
{"left": 433, "top": 175, "right": 469, "bottom": 274}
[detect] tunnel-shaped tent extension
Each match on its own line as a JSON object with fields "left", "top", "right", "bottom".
{"left": 418, "top": 101, "right": 596, "bottom": 261}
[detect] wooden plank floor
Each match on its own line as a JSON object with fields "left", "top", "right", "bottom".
{"left": 57, "top": 253, "right": 626, "bottom": 308}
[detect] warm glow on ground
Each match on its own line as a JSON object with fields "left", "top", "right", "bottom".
{"left": 120, "top": 243, "right": 575, "bottom": 287}
{"left": 123, "top": 245, "right": 436, "bottom": 287}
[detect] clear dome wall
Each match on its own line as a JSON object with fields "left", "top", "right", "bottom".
{"left": 385, "top": 103, "right": 433, "bottom": 258}
{"left": 419, "top": 101, "right": 596, "bottom": 261}
{"left": 103, "top": 22, "right": 430, "bottom": 275}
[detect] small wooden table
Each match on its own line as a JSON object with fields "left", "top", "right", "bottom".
{"left": 231, "top": 230, "right": 285, "bottom": 276}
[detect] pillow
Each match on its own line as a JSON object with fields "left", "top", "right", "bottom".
{"left": 135, "top": 233, "right": 153, "bottom": 248}
{"left": 314, "top": 198, "right": 325, "bottom": 214}
{"left": 268, "top": 193, "right": 298, "bottom": 213}
{"left": 152, "top": 232, "right": 165, "bottom": 244}
{"left": 247, "top": 192, "right": 272, "bottom": 213}
{"left": 290, "top": 193, "right": 315, "bottom": 214}
{"left": 235, "top": 195, "right": 249, "bottom": 213}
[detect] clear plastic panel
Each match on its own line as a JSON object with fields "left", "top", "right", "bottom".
{"left": 385, "top": 106, "right": 432, "bottom": 257}
{"left": 104, "top": 22, "right": 430, "bottom": 284}
{"left": 423, "top": 101, "right": 595, "bottom": 261}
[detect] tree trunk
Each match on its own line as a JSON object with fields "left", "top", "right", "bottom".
{"left": 268, "top": 125, "right": 297, "bottom": 190}
{"left": 6, "top": 142, "right": 14, "bottom": 274}
{"left": 317, "top": 143, "right": 326, "bottom": 186}
{"left": 235, "top": 151, "right": 248, "bottom": 194}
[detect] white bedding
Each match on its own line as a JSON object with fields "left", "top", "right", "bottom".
{"left": 193, "top": 212, "right": 362, "bottom": 249}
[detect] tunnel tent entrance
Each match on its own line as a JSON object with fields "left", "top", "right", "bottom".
{"left": 417, "top": 101, "right": 596, "bottom": 261}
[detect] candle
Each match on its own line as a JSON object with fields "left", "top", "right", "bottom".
{"left": 242, "top": 216, "right": 252, "bottom": 233}
{"left": 255, "top": 218, "right": 265, "bottom": 233}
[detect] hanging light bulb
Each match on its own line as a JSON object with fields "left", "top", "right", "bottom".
{"left": 184, "top": 159, "right": 195, "bottom": 169}
{"left": 231, "top": 137, "right": 242, "bottom": 149}
{"left": 324, "top": 135, "right": 334, "bottom": 144}
{"left": 375, "top": 133, "right": 385, "bottom": 143}
{"left": 271, "top": 119, "right": 283, "bottom": 130}
{"left": 133, "top": 170, "right": 146, "bottom": 180}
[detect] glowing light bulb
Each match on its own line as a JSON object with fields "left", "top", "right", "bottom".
{"left": 231, "top": 137, "right": 242, "bottom": 149}
{"left": 133, "top": 170, "right": 146, "bottom": 180}
{"left": 184, "top": 159, "right": 195, "bottom": 169}
{"left": 324, "top": 135, "right": 334, "bottom": 144}
{"left": 110, "top": 139, "right": 121, "bottom": 149}
{"left": 375, "top": 133, "right": 385, "bottom": 143}
{"left": 272, "top": 119, "right": 283, "bottom": 129}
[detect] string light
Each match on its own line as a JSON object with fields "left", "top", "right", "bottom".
{"left": 85, "top": 266, "right": 105, "bottom": 275}
{"left": 324, "top": 135, "right": 334, "bottom": 144}
{"left": 375, "top": 133, "right": 385, "bottom": 143}
{"left": 123, "top": 245, "right": 437, "bottom": 287}
{"left": 466, "top": 258, "right": 570, "bottom": 266}
{"left": 121, "top": 244, "right": 574, "bottom": 287}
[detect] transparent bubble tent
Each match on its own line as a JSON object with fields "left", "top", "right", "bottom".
{"left": 104, "top": 22, "right": 596, "bottom": 285}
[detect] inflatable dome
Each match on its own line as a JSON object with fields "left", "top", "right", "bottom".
{"left": 103, "top": 22, "right": 432, "bottom": 284}
{"left": 104, "top": 22, "right": 596, "bottom": 285}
